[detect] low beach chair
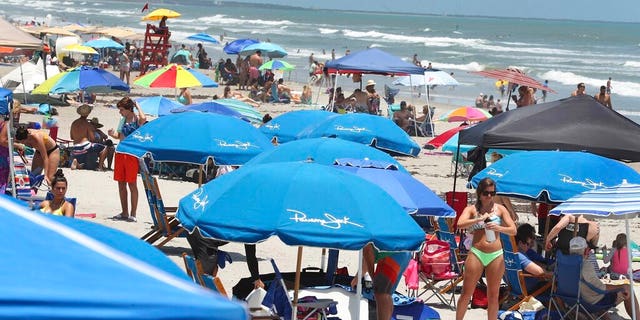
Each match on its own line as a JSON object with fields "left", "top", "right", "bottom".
{"left": 201, "top": 274, "right": 228, "bottom": 296}
{"left": 139, "top": 159, "right": 186, "bottom": 247}
{"left": 548, "top": 251, "right": 622, "bottom": 320}
{"left": 182, "top": 252, "right": 204, "bottom": 285}
{"left": 500, "top": 233, "right": 552, "bottom": 311}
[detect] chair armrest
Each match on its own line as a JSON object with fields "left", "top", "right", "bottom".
{"left": 165, "top": 206, "right": 178, "bottom": 212}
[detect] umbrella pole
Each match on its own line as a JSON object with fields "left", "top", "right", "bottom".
{"left": 293, "top": 246, "right": 303, "bottom": 320}
{"left": 625, "top": 218, "right": 636, "bottom": 320}
{"left": 19, "top": 62, "right": 28, "bottom": 104}
{"left": 320, "top": 248, "right": 326, "bottom": 271}
{"left": 426, "top": 85, "right": 434, "bottom": 137}
{"left": 409, "top": 77, "right": 418, "bottom": 137}
{"left": 355, "top": 248, "right": 363, "bottom": 320}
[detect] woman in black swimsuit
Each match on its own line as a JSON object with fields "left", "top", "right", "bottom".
{"left": 15, "top": 126, "right": 60, "bottom": 186}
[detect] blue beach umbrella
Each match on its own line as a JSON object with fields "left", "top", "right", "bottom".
{"left": 259, "top": 110, "right": 338, "bottom": 144}
{"left": 83, "top": 37, "right": 125, "bottom": 49}
{"left": 186, "top": 33, "right": 219, "bottom": 44}
{"left": 116, "top": 112, "right": 273, "bottom": 165}
{"left": 223, "top": 38, "right": 258, "bottom": 55}
{"left": 334, "top": 158, "right": 455, "bottom": 217}
{"left": 297, "top": 113, "right": 421, "bottom": 157}
{"left": 245, "top": 137, "right": 407, "bottom": 172}
{"left": 32, "top": 66, "right": 129, "bottom": 94}
{"left": 215, "top": 98, "right": 262, "bottom": 123}
{"left": 171, "top": 101, "right": 247, "bottom": 121}
{"left": 239, "top": 42, "right": 288, "bottom": 58}
{"left": 469, "top": 151, "right": 640, "bottom": 203}
{"left": 0, "top": 195, "right": 248, "bottom": 320}
{"left": 136, "top": 96, "right": 184, "bottom": 116}
{"left": 177, "top": 161, "right": 425, "bottom": 251}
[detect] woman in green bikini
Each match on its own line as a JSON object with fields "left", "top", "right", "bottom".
{"left": 455, "top": 177, "right": 516, "bottom": 320}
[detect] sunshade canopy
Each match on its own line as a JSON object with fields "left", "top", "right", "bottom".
{"left": 0, "top": 17, "right": 42, "bottom": 49}
{"left": 458, "top": 95, "right": 640, "bottom": 162}
{"left": 325, "top": 48, "right": 425, "bottom": 76}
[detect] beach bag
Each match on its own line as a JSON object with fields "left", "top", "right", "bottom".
{"left": 471, "top": 281, "right": 488, "bottom": 309}
{"left": 403, "top": 258, "right": 419, "bottom": 291}
{"left": 420, "top": 239, "right": 451, "bottom": 276}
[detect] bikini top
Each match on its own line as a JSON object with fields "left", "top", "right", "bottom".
{"left": 40, "top": 202, "right": 65, "bottom": 216}
{"left": 468, "top": 204, "right": 501, "bottom": 232}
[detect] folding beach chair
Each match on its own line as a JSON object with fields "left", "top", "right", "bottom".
{"left": 500, "top": 233, "right": 552, "bottom": 311}
{"left": 139, "top": 159, "right": 186, "bottom": 247}
{"left": 548, "top": 251, "right": 622, "bottom": 320}
{"left": 201, "top": 273, "right": 228, "bottom": 296}
{"left": 182, "top": 252, "right": 204, "bottom": 285}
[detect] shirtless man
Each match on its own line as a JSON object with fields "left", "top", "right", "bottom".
{"left": 365, "top": 80, "right": 381, "bottom": 115}
{"left": 594, "top": 85, "right": 612, "bottom": 108}
{"left": 69, "top": 104, "right": 107, "bottom": 170}
{"left": 571, "top": 82, "right": 586, "bottom": 96}
{"left": 393, "top": 101, "right": 413, "bottom": 133}
{"left": 346, "top": 88, "right": 368, "bottom": 113}
{"left": 249, "top": 50, "right": 263, "bottom": 68}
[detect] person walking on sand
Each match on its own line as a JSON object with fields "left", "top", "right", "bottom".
{"left": 594, "top": 85, "right": 612, "bottom": 109}
{"left": 118, "top": 50, "right": 130, "bottom": 85}
{"left": 455, "top": 177, "right": 516, "bottom": 320}
{"left": 108, "top": 97, "right": 146, "bottom": 223}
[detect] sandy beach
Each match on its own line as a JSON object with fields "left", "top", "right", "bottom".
{"left": 7, "top": 63, "right": 640, "bottom": 320}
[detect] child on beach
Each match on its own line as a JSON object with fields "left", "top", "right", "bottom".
{"left": 604, "top": 233, "right": 630, "bottom": 276}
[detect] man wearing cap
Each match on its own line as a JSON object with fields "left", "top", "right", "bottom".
{"left": 365, "top": 79, "right": 380, "bottom": 115}
{"left": 69, "top": 104, "right": 107, "bottom": 170}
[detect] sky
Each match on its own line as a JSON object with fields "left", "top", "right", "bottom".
{"left": 227, "top": 0, "right": 640, "bottom": 23}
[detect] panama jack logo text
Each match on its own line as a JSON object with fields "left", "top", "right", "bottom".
{"left": 288, "top": 209, "right": 364, "bottom": 229}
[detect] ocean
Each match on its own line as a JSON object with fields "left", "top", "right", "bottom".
{"left": 2, "top": 0, "right": 640, "bottom": 121}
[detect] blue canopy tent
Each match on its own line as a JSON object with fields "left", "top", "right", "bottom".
{"left": 0, "top": 195, "right": 248, "bottom": 319}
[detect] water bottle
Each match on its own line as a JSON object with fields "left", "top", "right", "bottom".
{"left": 363, "top": 272, "right": 373, "bottom": 289}
{"left": 484, "top": 215, "right": 499, "bottom": 243}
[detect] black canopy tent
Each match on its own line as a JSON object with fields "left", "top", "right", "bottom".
{"left": 453, "top": 95, "right": 640, "bottom": 192}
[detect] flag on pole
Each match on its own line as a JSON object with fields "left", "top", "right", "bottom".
{"left": 141, "top": 2, "right": 149, "bottom": 12}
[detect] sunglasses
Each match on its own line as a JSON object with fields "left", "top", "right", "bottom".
{"left": 482, "top": 191, "right": 497, "bottom": 196}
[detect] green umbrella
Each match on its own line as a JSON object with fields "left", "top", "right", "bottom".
{"left": 258, "top": 59, "right": 295, "bottom": 71}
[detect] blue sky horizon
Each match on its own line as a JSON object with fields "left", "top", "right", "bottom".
{"left": 223, "top": 0, "right": 640, "bottom": 23}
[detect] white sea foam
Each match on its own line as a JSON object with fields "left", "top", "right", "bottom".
{"left": 624, "top": 61, "right": 640, "bottom": 68}
{"left": 432, "top": 61, "right": 484, "bottom": 72}
{"left": 319, "top": 28, "right": 339, "bottom": 34}
{"left": 540, "top": 70, "right": 640, "bottom": 98}
{"left": 423, "top": 28, "right": 431, "bottom": 32}
{"left": 197, "top": 14, "right": 294, "bottom": 26}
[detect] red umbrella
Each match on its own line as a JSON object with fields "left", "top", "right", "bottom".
{"left": 425, "top": 125, "right": 468, "bottom": 149}
{"left": 471, "top": 68, "right": 555, "bottom": 93}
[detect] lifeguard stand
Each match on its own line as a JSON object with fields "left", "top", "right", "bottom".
{"left": 139, "top": 24, "right": 171, "bottom": 75}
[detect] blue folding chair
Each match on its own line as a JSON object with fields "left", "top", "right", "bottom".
{"left": 548, "top": 251, "right": 622, "bottom": 320}
{"left": 262, "top": 259, "right": 293, "bottom": 320}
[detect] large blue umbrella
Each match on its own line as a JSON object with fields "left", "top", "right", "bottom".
{"left": 334, "top": 158, "right": 455, "bottom": 217}
{"left": 239, "top": 42, "right": 288, "bottom": 58}
{"left": 259, "top": 110, "right": 338, "bottom": 144}
{"left": 0, "top": 196, "right": 248, "bottom": 320}
{"left": 223, "top": 38, "right": 258, "bottom": 55}
{"left": 171, "top": 101, "right": 247, "bottom": 121}
{"left": 32, "top": 65, "right": 129, "bottom": 94}
{"left": 116, "top": 112, "right": 273, "bottom": 165}
{"left": 177, "top": 161, "right": 424, "bottom": 251}
{"left": 186, "top": 33, "right": 219, "bottom": 44}
{"left": 83, "top": 37, "right": 125, "bottom": 49}
{"left": 469, "top": 151, "right": 640, "bottom": 203}
{"left": 136, "top": 96, "right": 184, "bottom": 116}
{"left": 297, "top": 113, "right": 421, "bottom": 157}
{"left": 244, "top": 137, "right": 407, "bottom": 172}
{"left": 550, "top": 181, "right": 640, "bottom": 320}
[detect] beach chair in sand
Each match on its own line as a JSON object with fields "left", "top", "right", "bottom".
{"left": 139, "top": 159, "right": 186, "bottom": 247}
{"left": 500, "top": 233, "right": 552, "bottom": 311}
{"left": 201, "top": 274, "right": 228, "bottom": 296}
{"left": 182, "top": 252, "right": 204, "bottom": 285}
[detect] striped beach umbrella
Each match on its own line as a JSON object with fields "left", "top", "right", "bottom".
{"left": 32, "top": 66, "right": 129, "bottom": 94}
{"left": 215, "top": 99, "right": 262, "bottom": 124}
{"left": 550, "top": 180, "right": 640, "bottom": 320}
{"left": 258, "top": 59, "right": 294, "bottom": 71}
{"left": 134, "top": 63, "right": 218, "bottom": 89}
{"left": 439, "top": 106, "right": 492, "bottom": 122}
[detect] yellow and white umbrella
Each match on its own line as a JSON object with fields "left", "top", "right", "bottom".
{"left": 61, "top": 44, "right": 98, "bottom": 55}
{"left": 142, "top": 8, "right": 181, "bottom": 21}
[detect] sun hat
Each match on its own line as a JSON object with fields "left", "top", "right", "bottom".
{"left": 77, "top": 104, "right": 93, "bottom": 117}
{"left": 89, "top": 117, "right": 104, "bottom": 128}
{"left": 569, "top": 236, "right": 588, "bottom": 255}
{"left": 366, "top": 80, "right": 376, "bottom": 87}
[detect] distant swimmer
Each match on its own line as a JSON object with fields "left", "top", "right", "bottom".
{"left": 594, "top": 85, "right": 612, "bottom": 109}
{"left": 606, "top": 77, "right": 612, "bottom": 94}
{"left": 571, "top": 82, "right": 586, "bottom": 96}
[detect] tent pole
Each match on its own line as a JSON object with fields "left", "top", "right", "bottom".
{"left": 330, "top": 75, "right": 339, "bottom": 112}
{"left": 19, "top": 61, "right": 28, "bottom": 104}
{"left": 408, "top": 76, "right": 418, "bottom": 136}
{"left": 425, "top": 83, "right": 434, "bottom": 137}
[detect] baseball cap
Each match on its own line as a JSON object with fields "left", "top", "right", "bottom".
{"left": 569, "top": 237, "right": 588, "bottom": 255}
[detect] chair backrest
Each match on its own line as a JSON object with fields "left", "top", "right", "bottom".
{"left": 201, "top": 274, "right": 228, "bottom": 297}
{"left": 182, "top": 252, "right": 203, "bottom": 285}
{"left": 435, "top": 218, "right": 463, "bottom": 274}
{"left": 553, "top": 251, "right": 583, "bottom": 300}
{"left": 45, "top": 191, "right": 77, "bottom": 217}
{"left": 445, "top": 191, "right": 468, "bottom": 230}
{"left": 139, "top": 159, "right": 173, "bottom": 235}
{"left": 500, "top": 233, "right": 528, "bottom": 297}
{"left": 262, "top": 259, "right": 293, "bottom": 320}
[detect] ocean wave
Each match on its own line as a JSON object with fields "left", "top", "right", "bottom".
{"left": 342, "top": 29, "right": 486, "bottom": 48}
{"left": 423, "top": 28, "right": 430, "bottom": 32}
{"left": 432, "top": 61, "right": 485, "bottom": 72}
{"left": 197, "top": 14, "right": 294, "bottom": 26}
{"left": 540, "top": 70, "right": 640, "bottom": 98}
{"left": 318, "top": 28, "right": 338, "bottom": 34}
{"left": 624, "top": 61, "right": 640, "bottom": 68}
